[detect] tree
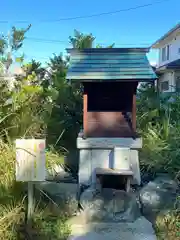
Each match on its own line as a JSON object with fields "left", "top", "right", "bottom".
{"left": 46, "top": 52, "right": 82, "bottom": 150}
{"left": 0, "top": 25, "right": 55, "bottom": 140}
{"left": 69, "top": 30, "right": 95, "bottom": 49}
{"left": 20, "top": 59, "right": 47, "bottom": 85}
{"left": 96, "top": 43, "right": 115, "bottom": 48}
{"left": 69, "top": 29, "right": 115, "bottom": 49}
{"left": 0, "top": 25, "right": 31, "bottom": 73}
{"left": 47, "top": 30, "right": 115, "bottom": 151}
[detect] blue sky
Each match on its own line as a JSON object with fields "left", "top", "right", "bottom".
{"left": 1, "top": 0, "right": 180, "bottom": 66}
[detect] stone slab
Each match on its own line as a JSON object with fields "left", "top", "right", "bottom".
{"left": 139, "top": 175, "right": 179, "bottom": 223}
{"left": 67, "top": 216, "right": 157, "bottom": 240}
{"left": 79, "top": 188, "right": 141, "bottom": 223}
{"left": 36, "top": 182, "right": 78, "bottom": 196}
{"left": 95, "top": 167, "right": 133, "bottom": 176}
{"left": 77, "top": 137, "right": 142, "bottom": 149}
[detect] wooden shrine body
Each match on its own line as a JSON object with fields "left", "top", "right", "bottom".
{"left": 83, "top": 81, "right": 138, "bottom": 138}
{"left": 66, "top": 48, "right": 157, "bottom": 191}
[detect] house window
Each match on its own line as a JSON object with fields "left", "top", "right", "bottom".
{"left": 162, "top": 45, "right": 170, "bottom": 61}
{"left": 176, "top": 76, "right": 180, "bottom": 91}
{"left": 162, "top": 47, "right": 166, "bottom": 61}
{"left": 167, "top": 45, "right": 169, "bottom": 60}
{"left": 161, "top": 81, "right": 169, "bottom": 91}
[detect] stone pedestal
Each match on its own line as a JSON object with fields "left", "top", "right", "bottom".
{"left": 77, "top": 137, "right": 142, "bottom": 187}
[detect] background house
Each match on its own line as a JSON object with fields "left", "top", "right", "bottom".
{"left": 151, "top": 23, "right": 180, "bottom": 94}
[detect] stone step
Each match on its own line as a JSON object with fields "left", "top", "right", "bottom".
{"left": 95, "top": 167, "right": 133, "bottom": 176}
{"left": 79, "top": 188, "right": 141, "bottom": 223}
{"left": 67, "top": 216, "right": 157, "bottom": 240}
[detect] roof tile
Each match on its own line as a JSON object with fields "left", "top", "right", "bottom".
{"left": 66, "top": 48, "right": 157, "bottom": 81}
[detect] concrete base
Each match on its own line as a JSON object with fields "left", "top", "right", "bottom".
{"left": 77, "top": 137, "right": 142, "bottom": 149}
{"left": 78, "top": 142, "right": 141, "bottom": 186}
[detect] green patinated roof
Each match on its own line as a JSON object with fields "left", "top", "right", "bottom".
{"left": 66, "top": 48, "right": 157, "bottom": 81}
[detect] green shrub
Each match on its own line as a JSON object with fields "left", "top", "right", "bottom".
{"left": 137, "top": 85, "right": 180, "bottom": 178}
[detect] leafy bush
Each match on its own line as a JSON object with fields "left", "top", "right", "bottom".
{"left": 137, "top": 84, "right": 180, "bottom": 179}
{"left": 137, "top": 85, "right": 180, "bottom": 239}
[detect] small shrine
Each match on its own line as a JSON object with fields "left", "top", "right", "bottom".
{"left": 66, "top": 48, "right": 157, "bottom": 192}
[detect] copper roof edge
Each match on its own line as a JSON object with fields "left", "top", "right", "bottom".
{"left": 66, "top": 48, "right": 150, "bottom": 54}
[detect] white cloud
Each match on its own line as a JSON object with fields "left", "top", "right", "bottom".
{"left": 150, "top": 61, "right": 157, "bottom": 66}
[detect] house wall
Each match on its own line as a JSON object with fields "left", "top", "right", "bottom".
{"left": 159, "top": 71, "right": 175, "bottom": 93}
{"left": 174, "top": 70, "right": 180, "bottom": 79}
{"left": 174, "top": 71, "right": 180, "bottom": 90}
{"left": 158, "top": 35, "right": 180, "bottom": 67}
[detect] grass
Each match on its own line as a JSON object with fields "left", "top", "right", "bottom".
{"left": 155, "top": 206, "right": 180, "bottom": 240}
{"left": 0, "top": 139, "right": 71, "bottom": 240}
{"left": 139, "top": 125, "right": 180, "bottom": 239}
{"left": 139, "top": 124, "right": 180, "bottom": 179}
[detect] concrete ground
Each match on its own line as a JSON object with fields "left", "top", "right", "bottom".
{"left": 67, "top": 214, "right": 157, "bottom": 240}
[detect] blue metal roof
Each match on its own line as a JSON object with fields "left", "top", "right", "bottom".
{"left": 156, "top": 59, "right": 180, "bottom": 72}
{"left": 66, "top": 48, "right": 157, "bottom": 81}
{"left": 166, "top": 59, "right": 180, "bottom": 69}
